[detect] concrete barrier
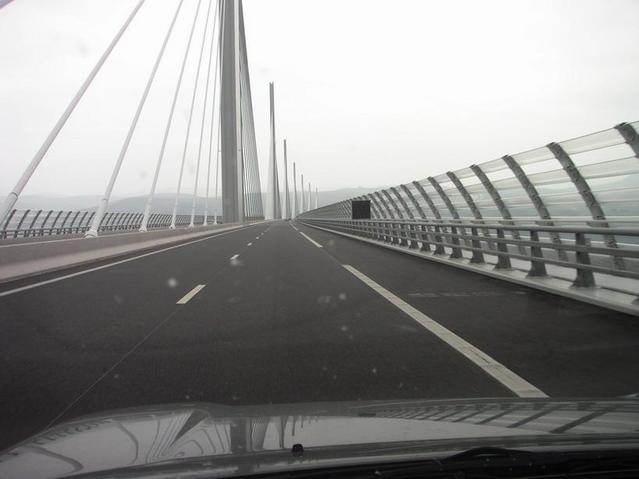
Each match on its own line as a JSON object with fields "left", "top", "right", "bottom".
{"left": 0, "top": 222, "right": 262, "bottom": 283}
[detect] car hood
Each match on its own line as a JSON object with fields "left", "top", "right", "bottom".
{"left": 1, "top": 397, "right": 639, "bottom": 478}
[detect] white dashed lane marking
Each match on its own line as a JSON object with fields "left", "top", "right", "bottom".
{"left": 299, "top": 231, "right": 322, "bottom": 248}
{"left": 341, "top": 264, "right": 547, "bottom": 399}
{"left": 176, "top": 284, "right": 206, "bottom": 304}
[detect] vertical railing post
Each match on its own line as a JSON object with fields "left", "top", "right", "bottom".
{"left": 573, "top": 232, "right": 595, "bottom": 288}
{"left": 447, "top": 171, "right": 491, "bottom": 258}
{"left": 527, "top": 230, "right": 547, "bottom": 277}
{"left": 1, "top": 209, "right": 17, "bottom": 239}
{"left": 26, "top": 210, "right": 43, "bottom": 237}
{"left": 428, "top": 178, "right": 462, "bottom": 259}
{"left": 502, "top": 154, "right": 567, "bottom": 261}
{"left": 469, "top": 227, "right": 484, "bottom": 264}
{"left": 548, "top": 141, "right": 624, "bottom": 270}
{"left": 14, "top": 210, "right": 30, "bottom": 238}
{"left": 494, "top": 228, "right": 512, "bottom": 270}
{"left": 39, "top": 210, "right": 54, "bottom": 236}
{"left": 76, "top": 211, "right": 88, "bottom": 233}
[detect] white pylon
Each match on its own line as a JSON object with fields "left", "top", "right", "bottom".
{"left": 292, "top": 162, "right": 298, "bottom": 218}
{"left": 300, "top": 174, "right": 305, "bottom": 214}
{"left": 283, "top": 139, "right": 290, "bottom": 219}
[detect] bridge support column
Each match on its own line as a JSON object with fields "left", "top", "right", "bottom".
{"left": 220, "top": 0, "right": 244, "bottom": 223}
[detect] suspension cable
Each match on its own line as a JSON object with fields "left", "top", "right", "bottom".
{"left": 170, "top": 0, "right": 214, "bottom": 229}
{"left": 86, "top": 0, "right": 186, "bottom": 237}
{"left": 139, "top": 0, "right": 205, "bottom": 232}
{"left": 0, "top": 0, "right": 147, "bottom": 228}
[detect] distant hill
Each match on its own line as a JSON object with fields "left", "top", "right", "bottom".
{"left": 9, "top": 194, "right": 110, "bottom": 211}
{"left": 4, "top": 187, "right": 384, "bottom": 214}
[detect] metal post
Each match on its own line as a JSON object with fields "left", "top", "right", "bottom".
{"left": 301, "top": 174, "right": 305, "bottom": 214}
{"left": 293, "top": 162, "right": 298, "bottom": 218}
{"left": 214, "top": 124, "right": 221, "bottom": 224}
{"left": 266, "top": 82, "right": 280, "bottom": 219}
{"left": 615, "top": 122, "right": 639, "bottom": 157}
{"left": 0, "top": 0, "right": 147, "bottom": 229}
{"left": 547, "top": 141, "right": 624, "bottom": 270}
{"left": 86, "top": 0, "right": 186, "bottom": 237}
{"left": 502, "top": 154, "right": 567, "bottom": 261}
{"left": 284, "top": 140, "right": 291, "bottom": 219}
{"left": 399, "top": 184, "right": 430, "bottom": 251}
{"left": 528, "top": 230, "right": 547, "bottom": 277}
{"left": 382, "top": 189, "right": 405, "bottom": 245}
{"left": 470, "top": 164, "right": 525, "bottom": 255}
{"left": 428, "top": 178, "right": 462, "bottom": 258}
{"left": 391, "top": 187, "right": 419, "bottom": 248}
{"left": 573, "top": 232, "right": 595, "bottom": 288}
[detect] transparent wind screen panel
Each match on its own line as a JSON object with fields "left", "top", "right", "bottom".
{"left": 580, "top": 157, "right": 639, "bottom": 181}
{"left": 477, "top": 157, "right": 508, "bottom": 174}
{"left": 462, "top": 182, "right": 494, "bottom": 203}
{"left": 453, "top": 167, "right": 478, "bottom": 181}
{"left": 559, "top": 127, "right": 625, "bottom": 155}
{"left": 463, "top": 183, "right": 502, "bottom": 218}
{"left": 566, "top": 143, "right": 634, "bottom": 168}
{"left": 398, "top": 189, "right": 420, "bottom": 218}
{"left": 441, "top": 188, "right": 467, "bottom": 208}
{"left": 510, "top": 146, "right": 554, "bottom": 166}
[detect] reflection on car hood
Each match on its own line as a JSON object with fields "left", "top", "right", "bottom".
{"left": 1, "top": 398, "right": 639, "bottom": 478}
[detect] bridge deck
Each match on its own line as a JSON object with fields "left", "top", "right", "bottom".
{"left": 1, "top": 221, "right": 638, "bottom": 449}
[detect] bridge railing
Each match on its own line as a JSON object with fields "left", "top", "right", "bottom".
{"left": 305, "top": 218, "right": 639, "bottom": 282}
{"left": 298, "top": 121, "right": 639, "bottom": 314}
{"left": 0, "top": 209, "right": 220, "bottom": 240}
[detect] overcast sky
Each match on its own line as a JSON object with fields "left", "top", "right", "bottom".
{"left": 1, "top": 0, "right": 638, "bottom": 202}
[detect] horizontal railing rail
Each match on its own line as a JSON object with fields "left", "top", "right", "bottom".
{"left": 298, "top": 122, "right": 639, "bottom": 313}
{"left": 300, "top": 217, "right": 639, "bottom": 314}
{"left": 0, "top": 209, "right": 222, "bottom": 240}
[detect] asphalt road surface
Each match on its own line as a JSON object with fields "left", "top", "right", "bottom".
{"left": 1, "top": 220, "right": 638, "bottom": 449}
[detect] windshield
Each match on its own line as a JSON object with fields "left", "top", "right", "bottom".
{"left": 1, "top": 0, "right": 639, "bottom": 477}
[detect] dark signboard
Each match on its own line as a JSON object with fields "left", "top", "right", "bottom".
{"left": 351, "top": 200, "right": 371, "bottom": 220}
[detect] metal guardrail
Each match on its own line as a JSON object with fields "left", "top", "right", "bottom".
{"left": 299, "top": 122, "right": 639, "bottom": 312}
{"left": 300, "top": 218, "right": 639, "bottom": 288}
{"left": 0, "top": 210, "right": 221, "bottom": 240}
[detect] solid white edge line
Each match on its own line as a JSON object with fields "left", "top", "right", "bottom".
{"left": 341, "top": 264, "right": 548, "bottom": 399}
{"left": 0, "top": 225, "right": 256, "bottom": 298}
{"left": 176, "top": 284, "right": 206, "bottom": 304}
{"left": 299, "top": 231, "right": 322, "bottom": 248}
